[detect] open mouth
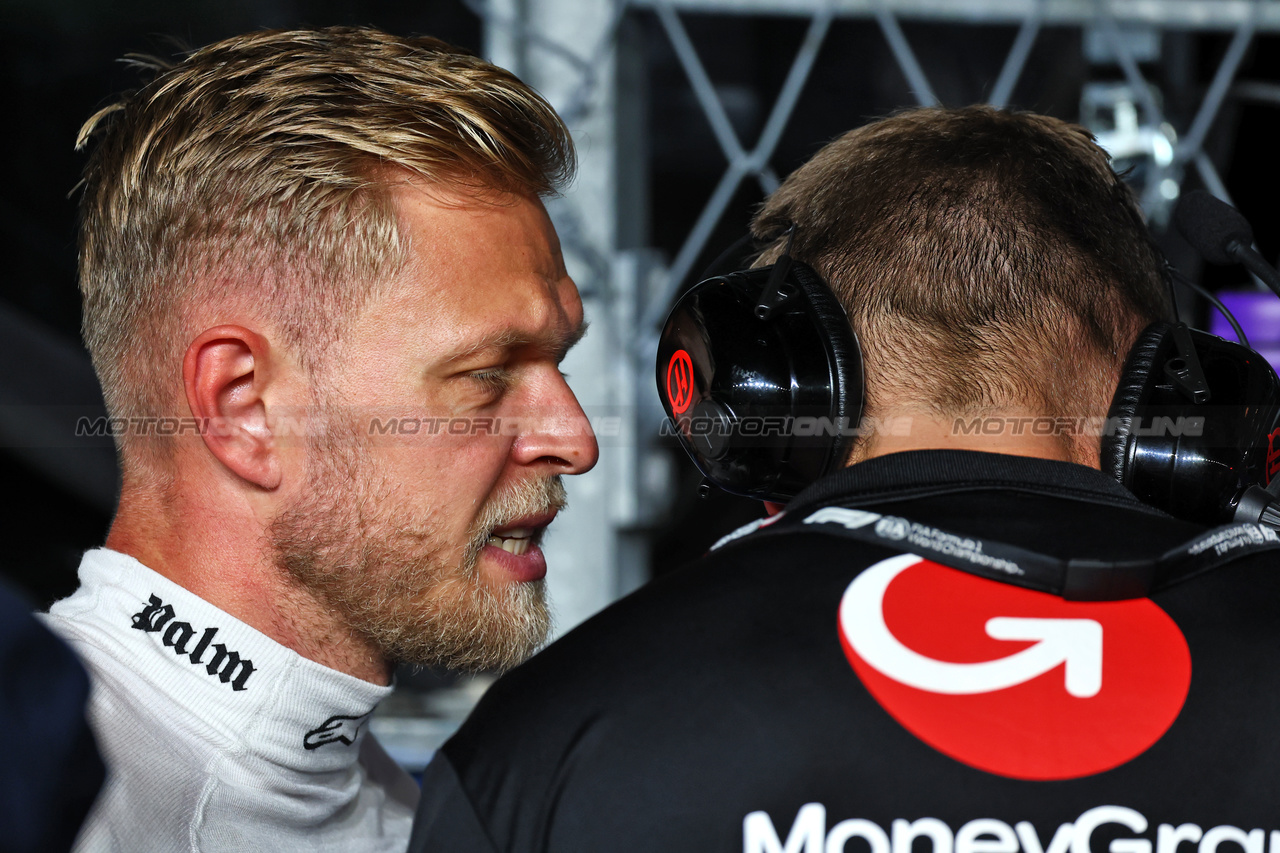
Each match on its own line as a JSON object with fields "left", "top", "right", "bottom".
{"left": 484, "top": 507, "right": 559, "bottom": 561}
{"left": 486, "top": 527, "right": 538, "bottom": 557}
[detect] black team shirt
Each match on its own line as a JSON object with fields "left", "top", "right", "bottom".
{"left": 411, "top": 450, "right": 1280, "bottom": 853}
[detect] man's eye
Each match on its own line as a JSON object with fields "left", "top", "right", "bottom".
{"left": 469, "top": 369, "right": 512, "bottom": 394}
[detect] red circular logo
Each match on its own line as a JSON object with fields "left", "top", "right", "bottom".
{"left": 838, "top": 555, "right": 1191, "bottom": 780}
{"left": 666, "top": 349, "right": 695, "bottom": 415}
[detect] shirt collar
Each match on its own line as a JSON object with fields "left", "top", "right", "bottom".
{"left": 71, "top": 548, "right": 393, "bottom": 773}
{"left": 787, "top": 449, "right": 1166, "bottom": 518}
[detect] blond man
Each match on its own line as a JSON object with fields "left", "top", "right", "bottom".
{"left": 44, "top": 27, "right": 597, "bottom": 851}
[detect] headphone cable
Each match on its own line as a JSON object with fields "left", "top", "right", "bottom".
{"left": 1167, "top": 264, "right": 1250, "bottom": 348}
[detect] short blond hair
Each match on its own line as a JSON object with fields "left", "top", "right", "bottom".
{"left": 76, "top": 26, "right": 574, "bottom": 465}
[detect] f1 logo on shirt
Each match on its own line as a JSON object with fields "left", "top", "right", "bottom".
{"left": 838, "top": 554, "right": 1191, "bottom": 780}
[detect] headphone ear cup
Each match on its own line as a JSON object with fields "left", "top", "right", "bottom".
{"left": 787, "top": 262, "right": 864, "bottom": 460}
{"left": 1102, "top": 322, "right": 1172, "bottom": 485}
{"left": 656, "top": 258, "right": 864, "bottom": 500}
{"left": 1104, "top": 320, "right": 1280, "bottom": 523}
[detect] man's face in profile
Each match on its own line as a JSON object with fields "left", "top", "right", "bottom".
{"left": 271, "top": 183, "right": 598, "bottom": 671}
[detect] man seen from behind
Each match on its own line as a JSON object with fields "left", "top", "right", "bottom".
{"left": 410, "top": 106, "right": 1280, "bottom": 851}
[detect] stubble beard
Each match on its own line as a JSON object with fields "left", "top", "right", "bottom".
{"left": 269, "top": 431, "right": 562, "bottom": 673}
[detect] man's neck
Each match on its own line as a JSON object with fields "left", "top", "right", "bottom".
{"left": 105, "top": 488, "right": 393, "bottom": 686}
{"left": 850, "top": 407, "right": 1100, "bottom": 468}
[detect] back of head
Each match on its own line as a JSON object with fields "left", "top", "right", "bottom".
{"left": 753, "top": 106, "right": 1170, "bottom": 456}
{"left": 76, "top": 26, "right": 574, "bottom": 473}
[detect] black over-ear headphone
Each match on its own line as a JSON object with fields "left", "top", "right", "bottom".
{"left": 657, "top": 231, "right": 1280, "bottom": 525}
{"left": 655, "top": 239, "right": 863, "bottom": 502}
{"left": 1101, "top": 322, "right": 1280, "bottom": 524}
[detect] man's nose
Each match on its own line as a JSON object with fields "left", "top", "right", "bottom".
{"left": 511, "top": 373, "right": 599, "bottom": 475}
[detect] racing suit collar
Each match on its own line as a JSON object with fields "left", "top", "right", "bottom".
{"left": 787, "top": 449, "right": 1164, "bottom": 518}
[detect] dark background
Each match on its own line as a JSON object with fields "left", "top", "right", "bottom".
{"left": 3, "top": 2, "right": 1278, "bottom": 606}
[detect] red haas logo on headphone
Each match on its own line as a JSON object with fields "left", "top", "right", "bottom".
{"left": 667, "top": 349, "right": 695, "bottom": 415}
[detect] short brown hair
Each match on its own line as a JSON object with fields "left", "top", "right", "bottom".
{"left": 753, "top": 106, "right": 1170, "bottom": 451}
{"left": 76, "top": 26, "right": 574, "bottom": 464}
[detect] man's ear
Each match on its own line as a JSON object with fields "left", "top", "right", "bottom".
{"left": 183, "top": 325, "right": 282, "bottom": 490}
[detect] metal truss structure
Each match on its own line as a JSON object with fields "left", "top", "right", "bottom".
{"left": 476, "top": 0, "right": 1280, "bottom": 637}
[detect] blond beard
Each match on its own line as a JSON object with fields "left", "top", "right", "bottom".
{"left": 269, "top": 429, "right": 563, "bottom": 672}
